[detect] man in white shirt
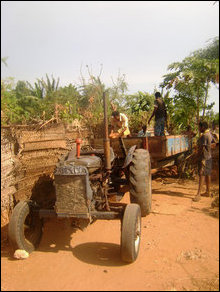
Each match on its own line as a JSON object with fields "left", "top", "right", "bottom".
{"left": 109, "top": 111, "right": 130, "bottom": 138}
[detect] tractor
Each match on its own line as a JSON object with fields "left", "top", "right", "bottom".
{"left": 8, "top": 92, "right": 152, "bottom": 263}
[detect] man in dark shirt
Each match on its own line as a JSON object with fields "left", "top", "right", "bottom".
{"left": 148, "top": 92, "right": 167, "bottom": 136}
{"left": 192, "top": 121, "right": 213, "bottom": 202}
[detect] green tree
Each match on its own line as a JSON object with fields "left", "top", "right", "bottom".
{"left": 78, "top": 66, "right": 127, "bottom": 135}
{"left": 42, "top": 74, "right": 60, "bottom": 98}
{"left": 192, "top": 37, "right": 219, "bottom": 117}
{"left": 108, "top": 71, "right": 128, "bottom": 108}
{"left": 1, "top": 78, "right": 24, "bottom": 124}
{"left": 26, "top": 74, "right": 60, "bottom": 99}
{"left": 26, "top": 79, "right": 44, "bottom": 99}
{"left": 15, "top": 80, "right": 33, "bottom": 99}
{"left": 194, "top": 37, "right": 219, "bottom": 60}
{"left": 160, "top": 39, "right": 219, "bottom": 131}
{"left": 52, "top": 84, "right": 82, "bottom": 122}
{"left": 124, "top": 91, "right": 154, "bottom": 132}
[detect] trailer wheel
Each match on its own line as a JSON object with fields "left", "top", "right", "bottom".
{"left": 121, "top": 204, "right": 141, "bottom": 263}
{"left": 8, "top": 200, "right": 43, "bottom": 253}
{"left": 129, "top": 149, "right": 152, "bottom": 216}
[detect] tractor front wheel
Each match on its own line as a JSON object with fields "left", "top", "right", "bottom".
{"left": 8, "top": 200, "right": 43, "bottom": 253}
{"left": 120, "top": 203, "right": 141, "bottom": 263}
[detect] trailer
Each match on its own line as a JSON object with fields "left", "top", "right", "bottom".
{"left": 92, "top": 134, "right": 190, "bottom": 170}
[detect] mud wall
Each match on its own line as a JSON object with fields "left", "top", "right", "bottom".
{"left": 1, "top": 123, "right": 92, "bottom": 226}
{"left": 1, "top": 128, "right": 17, "bottom": 224}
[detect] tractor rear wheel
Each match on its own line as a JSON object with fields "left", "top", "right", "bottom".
{"left": 129, "top": 149, "right": 152, "bottom": 216}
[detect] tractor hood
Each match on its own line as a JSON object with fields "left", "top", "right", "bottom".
{"left": 65, "top": 154, "right": 102, "bottom": 174}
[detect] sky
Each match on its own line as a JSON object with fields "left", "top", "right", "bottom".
{"left": 1, "top": 1, "right": 219, "bottom": 112}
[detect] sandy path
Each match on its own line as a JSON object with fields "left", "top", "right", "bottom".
{"left": 1, "top": 178, "right": 219, "bottom": 291}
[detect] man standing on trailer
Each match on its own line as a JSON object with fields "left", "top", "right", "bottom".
{"left": 148, "top": 92, "right": 167, "bottom": 136}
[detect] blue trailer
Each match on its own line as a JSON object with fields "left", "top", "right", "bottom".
{"left": 109, "top": 135, "right": 190, "bottom": 169}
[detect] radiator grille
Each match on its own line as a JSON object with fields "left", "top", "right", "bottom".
{"left": 55, "top": 175, "right": 88, "bottom": 214}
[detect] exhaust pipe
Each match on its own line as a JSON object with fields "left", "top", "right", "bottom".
{"left": 103, "top": 91, "right": 111, "bottom": 171}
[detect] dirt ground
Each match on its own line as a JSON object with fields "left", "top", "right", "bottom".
{"left": 1, "top": 177, "right": 219, "bottom": 291}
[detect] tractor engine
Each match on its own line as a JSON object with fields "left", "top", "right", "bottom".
{"left": 54, "top": 152, "right": 104, "bottom": 215}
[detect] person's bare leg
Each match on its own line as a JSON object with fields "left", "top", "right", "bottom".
{"left": 201, "top": 175, "right": 211, "bottom": 196}
{"left": 193, "top": 174, "right": 205, "bottom": 201}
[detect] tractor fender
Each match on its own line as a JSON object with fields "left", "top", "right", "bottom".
{"left": 122, "top": 145, "right": 137, "bottom": 168}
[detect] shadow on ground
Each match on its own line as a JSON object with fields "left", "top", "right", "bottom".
{"left": 1, "top": 218, "right": 127, "bottom": 266}
{"left": 152, "top": 189, "right": 192, "bottom": 199}
{"left": 1, "top": 223, "right": 12, "bottom": 259}
{"left": 188, "top": 206, "right": 219, "bottom": 218}
{"left": 37, "top": 218, "right": 127, "bottom": 266}
{"left": 72, "top": 242, "right": 128, "bottom": 266}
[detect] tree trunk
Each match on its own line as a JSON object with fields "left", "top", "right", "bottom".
{"left": 196, "top": 89, "right": 200, "bottom": 137}
{"left": 202, "top": 81, "right": 209, "bottom": 118}
{"left": 196, "top": 96, "right": 200, "bottom": 125}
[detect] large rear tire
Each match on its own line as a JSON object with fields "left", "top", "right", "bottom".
{"left": 129, "top": 149, "right": 152, "bottom": 216}
{"left": 8, "top": 200, "right": 43, "bottom": 253}
{"left": 121, "top": 204, "right": 141, "bottom": 263}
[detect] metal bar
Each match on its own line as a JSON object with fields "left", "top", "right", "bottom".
{"left": 120, "top": 137, "right": 128, "bottom": 156}
{"left": 109, "top": 201, "right": 127, "bottom": 207}
{"left": 57, "top": 213, "right": 89, "bottom": 219}
{"left": 143, "top": 137, "right": 149, "bottom": 150}
{"left": 39, "top": 209, "right": 57, "bottom": 218}
{"left": 103, "top": 91, "right": 111, "bottom": 171}
{"left": 91, "top": 211, "right": 122, "bottom": 220}
{"left": 38, "top": 209, "right": 122, "bottom": 220}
